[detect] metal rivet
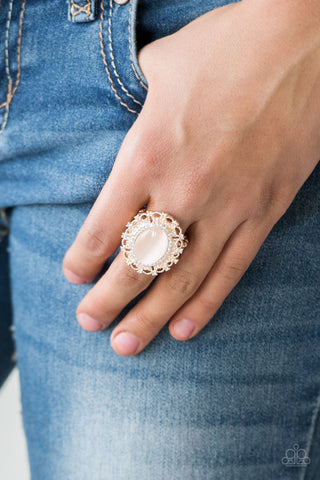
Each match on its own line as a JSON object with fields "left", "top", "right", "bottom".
{"left": 114, "top": 0, "right": 129, "bottom": 5}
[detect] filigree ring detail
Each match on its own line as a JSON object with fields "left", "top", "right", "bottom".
{"left": 120, "top": 209, "right": 188, "bottom": 276}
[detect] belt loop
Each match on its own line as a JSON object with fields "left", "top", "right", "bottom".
{"left": 67, "top": 0, "right": 99, "bottom": 23}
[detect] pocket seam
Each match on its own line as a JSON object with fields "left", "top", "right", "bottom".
{"left": 0, "top": 0, "right": 26, "bottom": 135}
{"left": 99, "top": 0, "right": 142, "bottom": 115}
{"left": 128, "top": 0, "right": 147, "bottom": 92}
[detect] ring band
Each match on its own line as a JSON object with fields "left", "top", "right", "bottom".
{"left": 120, "top": 209, "right": 188, "bottom": 275}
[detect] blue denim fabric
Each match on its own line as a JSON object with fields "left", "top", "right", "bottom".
{"left": 0, "top": 0, "right": 320, "bottom": 479}
{"left": 67, "top": 0, "right": 100, "bottom": 23}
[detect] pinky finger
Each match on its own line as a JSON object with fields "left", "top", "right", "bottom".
{"left": 168, "top": 217, "right": 276, "bottom": 341}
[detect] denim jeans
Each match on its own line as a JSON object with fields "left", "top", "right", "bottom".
{"left": 0, "top": 0, "right": 320, "bottom": 479}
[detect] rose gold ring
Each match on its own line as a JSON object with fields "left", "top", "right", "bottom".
{"left": 120, "top": 209, "right": 188, "bottom": 276}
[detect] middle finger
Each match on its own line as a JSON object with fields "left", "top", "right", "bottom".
{"left": 76, "top": 250, "right": 155, "bottom": 332}
{"left": 109, "top": 219, "right": 234, "bottom": 355}
{"left": 76, "top": 207, "right": 192, "bottom": 331}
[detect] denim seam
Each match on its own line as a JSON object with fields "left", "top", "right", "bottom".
{"left": 99, "top": 0, "right": 140, "bottom": 115}
{"left": 301, "top": 390, "right": 320, "bottom": 480}
{"left": 70, "top": 0, "right": 92, "bottom": 22}
{"left": 107, "top": 0, "right": 142, "bottom": 107}
{"left": 0, "top": 0, "right": 14, "bottom": 134}
{"left": 0, "top": 0, "right": 26, "bottom": 108}
{"left": 0, "top": 0, "right": 26, "bottom": 134}
{"left": 128, "top": 0, "right": 147, "bottom": 91}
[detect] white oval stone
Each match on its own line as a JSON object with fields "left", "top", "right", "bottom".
{"left": 133, "top": 227, "right": 169, "bottom": 266}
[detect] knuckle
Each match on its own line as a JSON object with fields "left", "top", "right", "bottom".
{"left": 258, "top": 190, "right": 278, "bottom": 217}
{"left": 126, "top": 143, "right": 161, "bottom": 186}
{"left": 248, "top": 185, "right": 274, "bottom": 219}
{"left": 174, "top": 187, "right": 199, "bottom": 213}
{"left": 173, "top": 169, "right": 210, "bottom": 213}
{"left": 117, "top": 264, "right": 148, "bottom": 289}
{"left": 80, "top": 224, "right": 109, "bottom": 258}
{"left": 216, "top": 257, "right": 245, "bottom": 283}
{"left": 197, "top": 294, "right": 220, "bottom": 313}
{"left": 167, "top": 269, "right": 199, "bottom": 298}
{"left": 271, "top": 187, "right": 292, "bottom": 218}
{"left": 133, "top": 309, "right": 160, "bottom": 334}
{"left": 117, "top": 124, "right": 167, "bottom": 186}
{"left": 249, "top": 181, "right": 292, "bottom": 221}
{"left": 128, "top": 123, "right": 176, "bottom": 180}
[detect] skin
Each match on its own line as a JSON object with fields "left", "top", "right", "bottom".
{"left": 62, "top": 0, "right": 320, "bottom": 356}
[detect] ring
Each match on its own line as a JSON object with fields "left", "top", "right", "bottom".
{"left": 120, "top": 209, "right": 188, "bottom": 275}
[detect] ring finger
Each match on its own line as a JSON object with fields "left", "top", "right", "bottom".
{"left": 168, "top": 216, "right": 277, "bottom": 340}
{"left": 76, "top": 210, "right": 238, "bottom": 344}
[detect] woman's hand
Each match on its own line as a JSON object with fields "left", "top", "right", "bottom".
{"left": 62, "top": 0, "right": 320, "bottom": 356}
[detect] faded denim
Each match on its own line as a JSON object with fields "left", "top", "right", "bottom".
{"left": 0, "top": 0, "right": 320, "bottom": 479}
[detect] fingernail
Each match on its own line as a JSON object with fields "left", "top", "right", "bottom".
{"left": 173, "top": 318, "right": 195, "bottom": 339}
{"left": 63, "top": 268, "right": 87, "bottom": 285}
{"left": 112, "top": 332, "right": 140, "bottom": 356}
{"left": 77, "top": 313, "right": 103, "bottom": 332}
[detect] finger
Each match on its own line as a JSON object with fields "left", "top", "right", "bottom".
{"left": 108, "top": 215, "right": 239, "bottom": 356}
{"left": 76, "top": 204, "right": 192, "bottom": 331}
{"left": 76, "top": 250, "right": 154, "bottom": 332}
{"left": 168, "top": 216, "right": 276, "bottom": 340}
{"left": 62, "top": 139, "right": 150, "bottom": 284}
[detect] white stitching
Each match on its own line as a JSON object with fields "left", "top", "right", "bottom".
{"left": 0, "top": 0, "right": 14, "bottom": 133}
{"left": 0, "top": 0, "right": 27, "bottom": 134}
{"left": 99, "top": 0, "right": 139, "bottom": 114}
{"left": 128, "top": 0, "right": 147, "bottom": 91}
{"left": 107, "top": 0, "right": 143, "bottom": 107}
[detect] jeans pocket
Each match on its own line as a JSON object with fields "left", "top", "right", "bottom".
{"left": 128, "top": 0, "right": 149, "bottom": 93}
{"left": 98, "top": 0, "right": 240, "bottom": 116}
{"left": 128, "top": 0, "right": 240, "bottom": 95}
{"left": 0, "top": 0, "right": 27, "bottom": 135}
{"left": 99, "top": 0, "right": 149, "bottom": 116}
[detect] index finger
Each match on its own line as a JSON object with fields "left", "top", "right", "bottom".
{"left": 62, "top": 139, "right": 150, "bottom": 284}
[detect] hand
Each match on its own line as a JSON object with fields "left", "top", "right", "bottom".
{"left": 62, "top": 0, "right": 320, "bottom": 356}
